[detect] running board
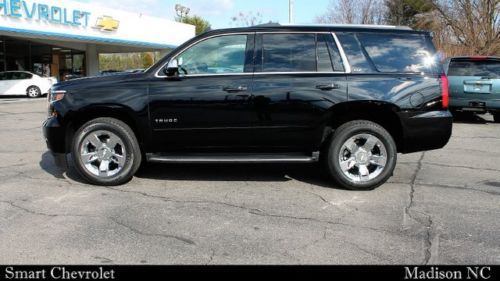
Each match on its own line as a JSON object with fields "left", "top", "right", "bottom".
{"left": 146, "top": 152, "right": 320, "bottom": 164}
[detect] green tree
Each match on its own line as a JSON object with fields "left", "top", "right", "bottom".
{"left": 174, "top": 4, "right": 211, "bottom": 35}
{"left": 178, "top": 15, "right": 212, "bottom": 35}
{"left": 384, "top": 0, "right": 433, "bottom": 27}
{"left": 99, "top": 52, "right": 159, "bottom": 71}
{"left": 141, "top": 53, "right": 154, "bottom": 68}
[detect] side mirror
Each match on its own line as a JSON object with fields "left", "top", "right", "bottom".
{"left": 163, "top": 59, "right": 179, "bottom": 77}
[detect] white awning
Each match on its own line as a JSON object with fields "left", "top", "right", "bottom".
{"left": 0, "top": 0, "right": 195, "bottom": 49}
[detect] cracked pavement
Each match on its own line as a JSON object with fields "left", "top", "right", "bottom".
{"left": 0, "top": 99, "right": 499, "bottom": 265}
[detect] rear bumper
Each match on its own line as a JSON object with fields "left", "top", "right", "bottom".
{"left": 450, "top": 96, "right": 500, "bottom": 112}
{"left": 399, "top": 110, "right": 453, "bottom": 153}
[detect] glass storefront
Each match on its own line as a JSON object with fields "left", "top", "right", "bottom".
{"left": 0, "top": 39, "right": 5, "bottom": 72}
{"left": 0, "top": 36, "right": 86, "bottom": 81}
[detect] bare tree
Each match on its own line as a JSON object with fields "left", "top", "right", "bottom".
{"left": 426, "top": 0, "right": 500, "bottom": 55}
{"left": 231, "top": 11, "right": 264, "bottom": 27}
{"left": 316, "top": 0, "right": 386, "bottom": 24}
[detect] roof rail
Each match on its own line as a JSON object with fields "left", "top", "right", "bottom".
{"left": 280, "top": 23, "right": 413, "bottom": 30}
{"left": 252, "top": 23, "right": 281, "bottom": 27}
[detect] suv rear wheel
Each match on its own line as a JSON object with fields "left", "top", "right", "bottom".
{"left": 72, "top": 118, "right": 141, "bottom": 186}
{"left": 325, "top": 120, "right": 397, "bottom": 190}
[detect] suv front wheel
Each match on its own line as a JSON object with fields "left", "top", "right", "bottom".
{"left": 72, "top": 118, "right": 142, "bottom": 186}
{"left": 325, "top": 120, "right": 397, "bottom": 190}
{"left": 493, "top": 113, "right": 500, "bottom": 123}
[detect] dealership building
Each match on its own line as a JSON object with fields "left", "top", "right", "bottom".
{"left": 0, "top": 0, "right": 195, "bottom": 80}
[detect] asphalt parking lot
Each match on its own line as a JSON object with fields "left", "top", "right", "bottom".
{"left": 0, "top": 98, "right": 499, "bottom": 265}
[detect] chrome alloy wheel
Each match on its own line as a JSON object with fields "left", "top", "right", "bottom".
{"left": 338, "top": 133, "right": 388, "bottom": 183}
{"left": 28, "top": 87, "right": 40, "bottom": 97}
{"left": 79, "top": 130, "right": 126, "bottom": 177}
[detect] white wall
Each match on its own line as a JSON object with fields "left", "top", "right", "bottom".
{"left": 85, "top": 44, "right": 98, "bottom": 76}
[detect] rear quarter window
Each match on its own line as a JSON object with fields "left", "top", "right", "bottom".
{"left": 18, "top": 72, "right": 33, "bottom": 79}
{"left": 336, "top": 33, "right": 374, "bottom": 73}
{"left": 357, "top": 33, "right": 437, "bottom": 74}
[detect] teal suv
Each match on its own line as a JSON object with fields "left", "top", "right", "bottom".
{"left": 444, "top": 56, "right": 500, "bottom": 122}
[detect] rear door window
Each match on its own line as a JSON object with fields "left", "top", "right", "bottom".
{"left": 261, "top": 33, "right": 317, "bottom": 72}
{"left": 11, "top": 72, "right": 23, "bottom": 80}
{"left": 317, "top": 35, "right": 334, "bottom": 72}
{"left": 17, "top": 72, "right": 33, "bottom": 79}
{"left": 357, "top": 33, "right": 437, "bottom": 73}
{"left": 448, "top": 60, "right": 500, "bottom": 78}
{"left": 317, "top": 34, "right": 345, "bottom": 72}
{"left": 258, "top": 33, "right": 345, "bottom": 73}
{"left": 3, "top": 72, "right": 14, "bottom": 80}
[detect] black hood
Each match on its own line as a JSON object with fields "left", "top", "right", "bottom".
{"left": 53, "top": 72, "right": 146, "bottom": 91}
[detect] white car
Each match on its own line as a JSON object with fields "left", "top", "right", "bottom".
{"left": 0, "top": 71, "right": 58, "bottom": 98}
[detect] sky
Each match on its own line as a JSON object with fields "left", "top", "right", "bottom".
{"left": 73, "top": 0, "right": 332, "bottom": 29}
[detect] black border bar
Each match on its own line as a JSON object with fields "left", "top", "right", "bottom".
{"left": 0, "top": 266, "right": 499, "bottom": 280}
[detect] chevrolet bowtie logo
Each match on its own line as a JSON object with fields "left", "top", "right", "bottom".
{"left": 94, "top": 16, "right": 120, "bottom": 32}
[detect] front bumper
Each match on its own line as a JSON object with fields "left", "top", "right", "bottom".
{"left": 399, "top": 110, "right": 453, "bottom": 154}
{"left": 43, "top": 117, "right": 68, "bottom": 168}
{"left": 43, "top": 117, "right": 66, "bottom": 154}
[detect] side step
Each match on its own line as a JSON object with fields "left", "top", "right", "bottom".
{"left": 146, "top": 152, "right": 320, "bottom": 164}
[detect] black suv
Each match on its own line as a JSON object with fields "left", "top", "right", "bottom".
{"left": 43, "top": 25, "right": 453, "bottom": 190}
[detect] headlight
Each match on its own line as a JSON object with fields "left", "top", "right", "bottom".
{"left": 48, "top": 89, "right": 66, "bottom": 103}
{"left": 47, "top": 89, "right": 66, "bottom": 117}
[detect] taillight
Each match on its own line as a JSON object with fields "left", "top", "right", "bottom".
{"left": 440, "top": 74, "right": 449, "bottom": 109}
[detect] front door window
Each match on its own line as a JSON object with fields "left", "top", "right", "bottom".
{"left": 177, "top": 35, "right": 248, "bottom": 75}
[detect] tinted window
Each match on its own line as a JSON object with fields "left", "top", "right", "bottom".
{"left": 317, "top": 35, "right": 334, "bottom": 72}
{"left": 9, "top": 72, "right": 32, "bottom": 80}
{"left": 324, "top": 34, "right": 345, "bottom": 72}
{"left": 178, "top": 35, "right": 248, "bottom": 75}
{"left": 262, "top": 34, "right": 316, "bottom": 72}
{"left": 357, "top": 33, "right": 436, "bottom": 73}
{"left": 18, "top": 72, "right": 32, "bottom": 79}
{"left": 11, "top": 72, "right": 21, "bottom": 80}
{"left": 9, "top": 72, "right": 20, "bottom": 80}
{"left": 448, "top": 60, "right": 500, "bottom": 78}
{"left": 336, "top": 33, "right": 374, "bottom": 73}
{"left": 3, "top": 72, "right": 13, "bottom": 80}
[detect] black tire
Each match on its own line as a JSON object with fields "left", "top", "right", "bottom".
{"left": 493, "top": 113, "right": 500, "bottom": 123}
{"left": 71, "top": 118, "right": 142, "bottom": 186}
{"left": 324, "top": 120, "right": 397, "bottom": 191}
{"left": 26, "top": 86, "right": 42, "bottom": 98}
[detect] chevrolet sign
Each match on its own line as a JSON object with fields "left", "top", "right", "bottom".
{"left": 94, "top": 15, "right": 119, "bottom": 32}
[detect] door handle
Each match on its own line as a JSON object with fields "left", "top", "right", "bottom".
{"left": 223, "top": 86, "right": 248, "bottom": 93}
{"left": 316, "top": 84, "right": 340, "bottom": 91}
